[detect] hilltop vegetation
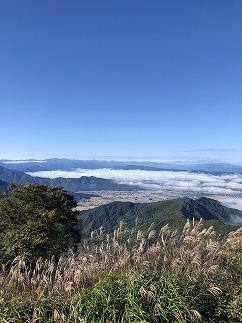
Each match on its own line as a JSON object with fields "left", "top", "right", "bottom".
{"left": 0, "top": 184, "right": 79, "bottom": 263}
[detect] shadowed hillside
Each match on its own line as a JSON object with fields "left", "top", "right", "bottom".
{"left": 77, "top": 197, "right": 242, "bottom": 237}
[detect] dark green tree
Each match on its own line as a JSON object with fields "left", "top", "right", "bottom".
{"left": 0, "top": 191, "right": 5, "bottom": 199}
{"left": 0, "top": 184, "right": 80, "bottom": 263}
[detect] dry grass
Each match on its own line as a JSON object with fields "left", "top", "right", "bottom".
{"left": 0, "top": 219, "right": 242, "bottom": 322}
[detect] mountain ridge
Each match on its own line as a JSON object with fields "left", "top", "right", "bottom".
{"left": 77, "top": 197, "right": 242, "bottom": 237}
{"left": 1, "top": 159, "right": 242, "bottom": 174}
{"left": 0, "top": 165, "right": 137, "bottom": 192}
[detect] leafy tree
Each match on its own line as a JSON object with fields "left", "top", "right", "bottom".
{"left": 0, "top": 184, "right": 80, "bottom": 263}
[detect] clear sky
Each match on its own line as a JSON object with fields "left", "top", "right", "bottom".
{"left": 0, "top": 0, "right": 241, "bottom": 162}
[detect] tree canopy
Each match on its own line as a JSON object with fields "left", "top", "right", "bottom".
{"left": 0, "top": 184, "right": 80, "bottom": 263}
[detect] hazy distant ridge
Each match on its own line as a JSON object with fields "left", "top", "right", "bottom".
{"left": 0, "top": 165, "right": 137, "bottom": 192}
{"left": 2, "top": 159, "right": 242, "bottom": 174}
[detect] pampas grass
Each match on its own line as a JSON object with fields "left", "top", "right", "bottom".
{"left": 0, "top": 219, "right": 242, "bottom": 322}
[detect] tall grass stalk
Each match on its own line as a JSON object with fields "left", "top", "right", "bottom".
{"left": 0, "top": 219, "right": 242, "bottom": 322}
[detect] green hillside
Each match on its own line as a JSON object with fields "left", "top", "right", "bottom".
{"left": 77, "top": 197, "right": 242, "bottom": 237}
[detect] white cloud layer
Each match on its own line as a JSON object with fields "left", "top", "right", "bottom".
{"left": 27, "top": 168, "right": 242, "bottom": 196}
{"left": 218, "top": 197, "right": 242, "bottom": 212}
{"left": 3, "top": 160, "right": 46, "bottom": 164}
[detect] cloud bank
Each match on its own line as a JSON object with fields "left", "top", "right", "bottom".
{"left": 27, "top": 169, "right": 242, "bottom": 196}
{"left": 219, "top": 197, "right": 242, "bottom": 213}
{"left": 3, "top": 160, "right": 46, "bottom": 164}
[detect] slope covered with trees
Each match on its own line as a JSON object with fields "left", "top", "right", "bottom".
{"left": 77, "top": 197, "right": 242, "bottom": 238}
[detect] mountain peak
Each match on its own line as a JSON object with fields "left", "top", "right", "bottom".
{"left": 77, "top": 197, "right": 242, "bottom": 238}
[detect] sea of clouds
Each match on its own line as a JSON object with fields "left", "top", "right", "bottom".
{"left": 27, "top": 168, "right": 242, "bottom": 196}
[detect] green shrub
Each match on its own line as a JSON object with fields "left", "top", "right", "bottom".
{"left": 0, "top": 184, "right": 79, "bottom": 263}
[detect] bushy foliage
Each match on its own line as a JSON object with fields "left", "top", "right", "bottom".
{"left": 0, "top": 184, "right": 80, "bottom": 263}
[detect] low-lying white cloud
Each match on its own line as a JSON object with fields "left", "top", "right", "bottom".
{"left": 219, "top": 197, "right": 242, "bottom": 212}
{"left": 3, "top": 160, "right": 46, "bottom": 164}
{"left": 27, "top": 168, "right": 242, "bottom": 195}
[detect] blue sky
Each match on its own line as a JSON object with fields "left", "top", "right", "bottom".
{"left": 0, "top": 0, "right": 241, "bottom": 162}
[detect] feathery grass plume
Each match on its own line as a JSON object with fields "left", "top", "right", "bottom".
{"left": 136, "top": 229, "right": 144, "bottom": 241}
{"left": 134, "top": 216, "right": 139, "bottom": 227}
{"left": 0, "top": 220, "right": 242, "bottom": 322}
{"left": 148, "top": 229, "right": 156, "bottom": 240}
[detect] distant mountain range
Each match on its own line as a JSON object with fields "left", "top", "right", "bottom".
{"left": 0, "top": 165, "right": 137, "bottom": 192}
{"left": 77, "top": 197, "right": 242, "bottom": 237}
{"left": 176, "top": 163, "right": 242, "bottom": 174}
{"left": 1, "top": 158, "right": 242, "bottom": 174}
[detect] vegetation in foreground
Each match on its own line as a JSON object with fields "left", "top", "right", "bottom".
{"left": 0, "top": 217, "right": 242, "bottom": 322}
{"left": 0, "top": 184, "right": 79, "bottom": 263}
